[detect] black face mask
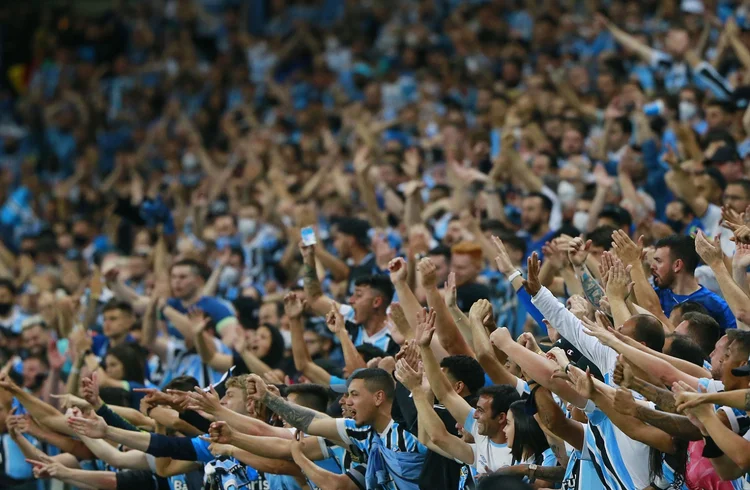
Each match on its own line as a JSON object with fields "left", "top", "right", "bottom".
{"left": 0, "top": 302, "right": 12, "bottom": 316}
{"left": 73, "top": 234, "right": 89, "bottom": 248}
{"left": 666, "top": 219, "right": 684, "bottom": 234}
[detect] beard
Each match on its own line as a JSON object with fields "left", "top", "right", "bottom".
{"left": 653, "top": 270, "right": 675, "bottom": 289}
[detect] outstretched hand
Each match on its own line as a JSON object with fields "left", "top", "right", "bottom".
{"left": 523, "top": 252, "right": 542, "bottom": 296}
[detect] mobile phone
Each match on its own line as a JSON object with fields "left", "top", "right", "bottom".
{"left": 300, "top": 226, "right": 317, "bottom": 246}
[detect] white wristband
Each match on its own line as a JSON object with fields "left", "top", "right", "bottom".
{"left": 507, "top": 270, "right": 523, "bottom": 282}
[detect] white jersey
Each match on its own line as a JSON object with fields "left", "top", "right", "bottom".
{"left": 464, "top": 408, "right": 513, "bottom": 472}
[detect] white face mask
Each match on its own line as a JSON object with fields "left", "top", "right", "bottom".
{"left": 280, "top": 329, "right": 292, "bottom": 350}
{"left": 679, "top": 101, "right": 698, "bottom": 122}
{"left": 238, "top": 218, "right": 257, "bottom": 238}
{"left": 573, "top": 211, "right": 589, "bottom": 232}
{"left": 182, "top": 152, "right": 199, "bottom": 171}
{"left": 219, "top": 266, "right": 240, "bottom": 287}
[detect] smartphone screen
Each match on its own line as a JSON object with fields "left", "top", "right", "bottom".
{"left": 300, "top": 226, "right": 317, "bottom": 246}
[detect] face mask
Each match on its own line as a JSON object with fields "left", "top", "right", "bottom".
{"left": 219, "top": 266, "right": 240, "bottom": 287}
{"left": 679, "top": 101, "right": 698, "bottom": 122}
{"left": 280, "top": 329, "right": 292, "bottom": 350}
{"left": 666, "top": 219, "right": 684, "bottom": 233}
{"left": 557, "top": 180, "right": 578, "bottom": 206}
{"left": 182, "top": 153, "right": 199, "bottom": 171}
{"left": 573, "top": 211, "right": 589, "bottom": 232}
{"left": 74, "top": 234, "right": 89, "bottom": 248}
{"left": 238, "top": 218, "right": 257, "bottom": 238}
{"left": 0, "top": 302, "right": 13, "bottom": 316}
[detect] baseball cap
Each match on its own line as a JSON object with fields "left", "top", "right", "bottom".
{"left": 732, "top": 355, "right": 750, "bottom": 376}
{"left": 706, "top": 145, "right": 739, "bottom": 165}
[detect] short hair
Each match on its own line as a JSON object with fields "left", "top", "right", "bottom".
{"left": 476, "top": 384, "right": 521, "bottom": 418}
{"left": 681, "top": 312, "right": 721, "bottom": 358}
{"left": 727, "top": 179, "right": 750, "bottom": 197}
{"left": 354, "top": 275, "right": 394, "bottom": 308}
{"left": 727, "top": 330, "right": 750, "bottom": 359}
{"left": 451, "top": 241, "right": 483, "bottom": 262}
{"left": 497, "top": 232, "right": 527, "bottom": 256}
{"left": 440, "top": 355, "right": 486, "bottom": 394}
{"left": 705, "top": 167, "right": 727, "bottom": 191}
{"left": 102, "top": 299, "right": 134, "bottom": 316}
{"left": 586, "top": 226, "right": 617, "bottom": 250}
{"left": 524, "top": 192, "right": 554, "bottom": 213}
{"left": 163, "top": 375, "right": 199, "bottom": 393}
{"left": 667, "top": 334, "right": 707, "bottom": 366}
{"left": 349, "top": 368, "right": 395, "bottom": 401}
{"left": 599, "top": 205, "right": 633, "bottom": 229}
{"left": 286, "top": 384, "right": 330, "bottom": 412}
{"left": 171, "top": 258, "right": 210, "bottom": 281}
{"left": 654, "top": 235, "right": 701, "bottom": 274}
{"left": 226, "top": 374, "right": 249, "bottom": 392}
{"left": 632, "top": 314, "right": 666, "bottom": 352}
{"left": 613, "top": 116, "right": 633, "bottom": 135}
{"left": 673, "top": 301, "right": 709, "bottom": 317}
{"left": 356, "top": 344, "right": 387, "bottom": 363}
{"left": 428, "top": 245, "right": 452, "bottom": 262}
{"left": 0, "top": 278, "right": 16, "bottom": 296}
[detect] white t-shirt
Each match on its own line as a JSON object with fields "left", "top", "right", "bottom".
{"left": 464, "top": 408, "right": 513, "bottom": 472}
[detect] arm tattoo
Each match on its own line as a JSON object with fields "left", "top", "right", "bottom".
{"left": 634, "top": 405, "right": 703, "bottom": 440}
{"left": 262, "top": 392, "right": 322, "bottom": 432}
{"left": 302, "top": 264, "right": 323, "bottom": 299}
{"left": 632, "top": 377, "right": 677, "bottom": 413}
{"left": 745, "top": 390, "right": 750, "bottom": 411}
{"left": 579, "top": 267, "right": 604, "bottom": 308}
{"left": 529, "top": 466, "right": 566, "bottom": 482}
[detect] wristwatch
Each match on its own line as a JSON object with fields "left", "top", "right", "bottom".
{"left": 528, "top": 463, "right": 538, "bottom": 482}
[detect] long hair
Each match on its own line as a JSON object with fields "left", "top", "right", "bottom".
{"left": 508, "top": 400, "right": 549, "bottom": 464}
{"left": 649, "top": 438, "right": 688, "bottom": 487}
{"left": 258, "top": 323, "right": 285, "bottom": 368}
{"left": 106, "top": 344, "right": 146, "bottom": 383}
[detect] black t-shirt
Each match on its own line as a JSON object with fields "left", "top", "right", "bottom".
{"left": 392, "top": 381, "right": 474, "bottom": 490}
{"left": 548, "top": 337, "right": 604, "bottom": 382}
{"left": 455, "top": 282, "right": 492, "bottom": 312}
{"left": 346, "top": 253, "right": 380, "bottom": 296}
{"left": 115, "top": 470, "right": 170, "bottom": 490}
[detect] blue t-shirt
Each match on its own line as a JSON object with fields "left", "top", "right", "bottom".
{"left": 165, "top": 296, "right": 237, "bottom": 339}
{"left": 655, "top": 285, "right": 737, "bottom": 330}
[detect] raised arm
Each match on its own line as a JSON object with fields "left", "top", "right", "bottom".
{"left": 418, "top": 258, "right": 472, "bottom": 356}
{"left": 249, "top": 375, "right": 345, "bottom": 445}
{"left": 387, "top": 257, "right": 422, "bottom": 336}
{"left": 416, "top": 310, "right": 473, "bottom": 426}
{"left": 287, "top": 293, "right": 332, "bottom": 385}
{"left": 207, "top": 420, "right": 325, "bottom": 461}
{"left": 395, "top": 359, "right": 475, "bottom": 465}
{"left": 77, "top": 436, "right": 152, "bottom": 470}
{"left": 290, "top": 440, "right": 359, "bottom": 490}
{"left": 468, "top": 300, "right": 516, "bottom": 385}
{"left": 597, "top": 13, "right": 655, "bottom": 62}
{"left": 300, "top": 244, "right": 342, "bottom": 317}
{"left": 695, "top": 230, "right": 747, "bottom": 329}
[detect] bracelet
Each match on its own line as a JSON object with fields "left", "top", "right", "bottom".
{"left": 507, "top": 270, "right": 523, "bottom": 282}
{"left": 564, "top": 363, "right": 572, "bottom": 374}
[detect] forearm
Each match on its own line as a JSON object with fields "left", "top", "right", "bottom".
{"left": 64, "top": 469, "right": 117, "bottom": 490}
{"left": 630, "top": 376, "right": 677, "bottom": 412}
{"left": 608, "top": 296, "right": 632, "bottom": 329}
{"left": 96, "top": 404, "right": 141, "bottom": 432}
{"left": 594, "top": 391, "right": 675, "bottom": 453}
{"left": 194, "top": 329, "right": 218, "bottom": 367}
{"left": 535, "top": 388, "right": 584, "bottom": 451}
{"left": 231, "top": 433, "right": 293, "bottom": 459}
{"left": 702, "top": 412, "right": 750, "bottom": 469}
{"left": 202, "top": 265, "right": 223, "bottom": 296}
{"left": 356, "top": 173, "right": 387, "bottom": 229}
{"left": 692, "top": 390, "right": 749, "bottom": 411}
{"left": 81, "top": 436, "right": 148, "bottom": 470}
{"left": 613, "top": 338, "right": 697, "bottom": 388}
{"left": 450, "top": 307, "right": 474, "bottom": 348}
{"left": 315, "top": 247, "right": 350, "bottom": 282}
{"left": 337, "top": 331, "right": 366, "bottom": 373}
{"left": 425, "top": 287, "right": 472, "bottom": 356}
{"left": 292, "top": 450, "right": 354, "bottom": 490}
{"left": 576, "top": 265, "right": 604, "bottom": 308}
{"left": 104, "top": 426, "right": 152, "bottom": 452}
{"left": 633, "top": 405, "right": 703, "bottom": 440}
{"left": 419, "top": 344, "right": 454, "bottom": 403}
{"left": 216, "top": 405, "right": 291, "bottom": 439}
{"left": 392, "top": 280, "right": 422, "bottom": 332}
{"left": 301, "top": 260, "right": 325, "bottom": 305}
{"left": 710, "top": 262, "right": 750, "bottom": 320}
{"left": 238, "top": 349, "right": 273, "bottom": 376}
{"left": 290, "top": 319, "right": 314, "bottom": 373}
{"left": 30, "top": 426, "right": 94, "bottom": 460}
{"left": 586, "top": 187, "right": 609, "bottom": 233}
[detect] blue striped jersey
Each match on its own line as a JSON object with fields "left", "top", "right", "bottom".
{"left": 584, "top": 407, "right": 651, "bottom": 490}
{"left": 334, "top": 418, "right": 427, "bottom": 462}
{"left": 649, "top": 51, "right": 734, "bottom": 100}
{"left": 318, "top": 437, "right": 366, "bottom": 490}
{"left": 339, "top": 305, "right": 399, "bottom": 355}
{"left": 159, "top": 337, "right": 231, "bottom": 388}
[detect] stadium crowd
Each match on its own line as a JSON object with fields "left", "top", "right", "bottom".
{"left": 4, "top": 0, "right": 750, "bottom": 489}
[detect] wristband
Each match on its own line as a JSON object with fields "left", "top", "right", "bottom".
{"left": 564, "top": 363, "right": 573, "bottom": 374}
{"left": 702, "top": 436, "right": 724, "bottom": 457}
{"left": 507, "top": 270, "right": 523, "bottom": 282}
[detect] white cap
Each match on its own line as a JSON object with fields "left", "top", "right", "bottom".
{"left": 681, "top": 0, "right": 704, "bottom": 14}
